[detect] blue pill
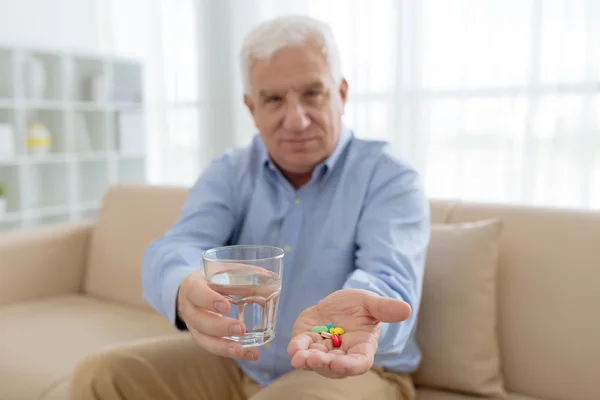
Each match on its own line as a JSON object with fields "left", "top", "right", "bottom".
{"left": 326, "top": 323, "right": 334, "bottom": 330}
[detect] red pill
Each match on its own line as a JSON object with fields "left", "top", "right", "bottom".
{"left": 331, "top": 333, "right": 342, "bottom": 348}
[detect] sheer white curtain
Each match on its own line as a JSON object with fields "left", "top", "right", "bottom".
{"left": 216, "top": 0, "right": 600, "bottom": 210}
{"left": 143, "top": 0, "right": 203, "bottom": 185}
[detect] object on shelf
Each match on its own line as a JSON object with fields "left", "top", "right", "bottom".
{"left": 26, "top": 121, "right": 51, "bottom": 155}
{"left": 0, "top": 183, "right": 6, "bottom": 217}
{"left": 22, "top": 54, "right": 46, "bottom": 100}
{"left": 116, "top": 111, "right": 143, "bottom": 154}
{"left": 86, "top": 72, "right": 106, "bottom": 102}
{"left": 0, "top": 123, "right": 16, "bottom": 160}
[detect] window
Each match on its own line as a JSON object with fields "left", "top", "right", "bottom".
{"left": 246, "top": 0, "right": 600, "bottom": 209}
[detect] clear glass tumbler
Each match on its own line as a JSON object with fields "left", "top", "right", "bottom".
{"left": 202, "top": 244, "right": 285, "bottom": 347}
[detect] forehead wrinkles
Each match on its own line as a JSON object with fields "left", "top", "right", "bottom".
{"left": 259, "top": 78, "right": 326, "bottom": 96}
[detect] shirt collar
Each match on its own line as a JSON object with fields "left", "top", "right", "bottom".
{"left": 261, "top": 126, "right": 353, "bottom": 181}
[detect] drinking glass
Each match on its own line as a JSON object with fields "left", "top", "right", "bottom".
{"left": 202, "top": 244, "right": 285, "bottom": 347}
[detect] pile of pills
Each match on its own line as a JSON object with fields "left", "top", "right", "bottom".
{"left": 311, "top": 323, "right": 345, "bottom": 347}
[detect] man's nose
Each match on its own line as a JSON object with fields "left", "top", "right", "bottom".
{"left": 282, "top": 100, "right": 310, "bottom": 131}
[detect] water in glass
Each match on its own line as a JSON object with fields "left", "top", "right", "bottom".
{"left": 208, "top": 266, "right": 281, "bottom": 347}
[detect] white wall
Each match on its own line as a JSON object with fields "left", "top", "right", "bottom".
{"left": 0, "top": 0, "right": 152, "bottom": 59}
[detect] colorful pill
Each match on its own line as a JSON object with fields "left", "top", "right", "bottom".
{"left": 333, "top": 327, "right": 345, "bottom": 335}
{"left": 320, "top": 332, "right": 332, "bottom": 339}
{"left": 326, "top": 323, "right": 334, "bottom": 330}
{"left": 331, "top": 333, "right": 342, "bottom": 348}
{"left": 329, "top": 328, "right": 336, "bottom": 334}
{"left": 311, "top": 325, "right": 328, "bottom": 333}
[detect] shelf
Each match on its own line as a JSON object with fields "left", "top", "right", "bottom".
{"left": 113, "top": 109, "right": 144, "bottom": 155}
{"left": 0, "top": 151, "right": 137, "bottom": 166}
{"left": 26, "top": 100, "right": 65, "bottom": 110}
{"left": 70, "top": 56, "right": 107, "bottom": 104}
{"left": 21, "top": 51, "right": 63, "bottom": 102}
{"left": 0, "top": 219, "right": 21, "bottom": 232}
{"left": 77, "top": 201, "right": 100, "bottom": 221}
{"left": 27, "top": 163, "right": 69, "bottom": 209}
{"left": 73, "top": 110, "right": 110, "bottom": 152}
{"left": 32, "top": 211, "right": 71, "bottom": 227}
{"left": 118, "top": 157, "right": 146, "bottom": 184}
{"left": 0, "top": 108, "right": 16, "bottom": 135}
{"left": 29, "top": 205, "right": 70, "bottom": 218}
{"left": 79, "top": 208, "right": 99, "bottom": 222}
{"left": 0, "top": 165, "right": 21, "bottom": 212}
{"left": 25, "top": 109, "right": 67, "bottom": 153}
{"left": 0, "top": 46, "right": 145, "bottom": 233}
{"left": 78, "top": 159, "right": 109, "bottom": 203}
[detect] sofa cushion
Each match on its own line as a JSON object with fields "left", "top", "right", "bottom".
{"left": 412, "top": 218, "right": 505, "bottom": 398}
{"left": 448, "top": 203, "right": 600, "bottom": 400}
{"left": 0, "top": 294, "right": 179, "bottom": 400}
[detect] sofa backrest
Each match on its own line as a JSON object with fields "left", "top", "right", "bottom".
{"left": 82, "top": 184, "right": 453, "bottom": 309}
{"left": 447, "top": 202, "right": 600, "bottom": 400}
{"left": 83, "top": 184, "right": 189, "bottom": 309}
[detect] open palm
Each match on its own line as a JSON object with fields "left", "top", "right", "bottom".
{"left": 287, "top": 289, "right": 412, "bottom": 379}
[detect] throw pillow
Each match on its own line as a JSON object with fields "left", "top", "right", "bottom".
{"left": 412, "top": 218, "right": 506, "bottom": 398}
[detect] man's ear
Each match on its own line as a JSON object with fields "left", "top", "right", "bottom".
{"left": 338, "top": 78, "right": 349, "bottom": 112}
{"left": 339, "top": 78, "right": 349, "bottom": 103}
{"left": 244, "top": 94, "right": 255, "bottom": 116}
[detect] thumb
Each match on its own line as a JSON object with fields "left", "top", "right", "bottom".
{"left": 363, "top": 293, "right": 412, "bottom": 323}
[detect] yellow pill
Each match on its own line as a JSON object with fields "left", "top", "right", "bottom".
{"left": 329, "top": 328, "right": 335, "bottom": 334}
{"left": 333, "top": 327, "right": 345, "bottom": 335}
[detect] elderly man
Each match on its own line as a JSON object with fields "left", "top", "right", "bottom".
{"left": 68, "top": 14, "right": 430, "bottom": 400}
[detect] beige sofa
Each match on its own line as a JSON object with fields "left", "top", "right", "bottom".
{"left": 1, "top": 184, "right": 598, "bottom": 400}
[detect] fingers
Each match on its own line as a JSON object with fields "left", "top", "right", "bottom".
{"left": 179, "top": 276, "right": 245, "bottom": 337}
{"left": 177, "top": 271, "right": 256, "bottom": 360}
{"left": 287, "top": 333, "right": 320, "bottom": 357}
{"left": 183, "top": 275, "right": 232, "bottom": 314}
{"left": 363, "top": 293, "right": 412, "bottom": 323}
{"left": 184, "top": 305, "right": 245, "bottom": 338}
{"left": 190, "top": 328, "right": 260, "bottom": 361}
{"left": 291, "top": 350, "right": 370, "bottom": 379}
{"left": 308, "top": 342, "right": 329, "bottom": 352}
{"left": 290, "top": 349, "right": 334, "bottom": 369}
{"left": 329, "top": 353, "right": 372, "bottom": 376}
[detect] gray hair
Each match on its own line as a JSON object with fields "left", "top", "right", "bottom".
{"left": 239, "top": 15, "right": 343, "bottom": 95}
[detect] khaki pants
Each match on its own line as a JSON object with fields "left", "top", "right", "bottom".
{"left": 68, "top": 334, "right": 416, "bottom": 400}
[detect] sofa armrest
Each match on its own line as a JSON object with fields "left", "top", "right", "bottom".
{"left": 0, "top": 222, "right": 94, "bottom": 306}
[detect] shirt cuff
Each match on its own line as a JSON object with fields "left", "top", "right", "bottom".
{"left": 161, "top": 265, "right": 196, "bottom": 328}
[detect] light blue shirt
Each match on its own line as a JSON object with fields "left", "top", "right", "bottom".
{"left": 142, "top": 128, "right": 431, "bottom": 387}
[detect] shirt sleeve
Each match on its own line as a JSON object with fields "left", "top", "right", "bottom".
{"left": 141, "top": 154, "right": 238, "bottom": 327}
{"left": 342, "top": 156, "right": 431, "bottom": 359}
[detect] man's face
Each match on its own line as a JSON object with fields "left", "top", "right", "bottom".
{"left": 244, "top": 44, "right": 348, "bottom": 175}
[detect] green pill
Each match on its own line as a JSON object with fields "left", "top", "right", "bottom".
{"left": 311, "top": 325, "right": 328, "bottom": 333}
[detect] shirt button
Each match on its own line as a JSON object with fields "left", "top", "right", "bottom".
{"left": 263, "top": 372, "right": 271, "bottom": 379}
{"left": 283, "top": 245, "right": 291, "bottom": 253}
{"left": 294, "top": 198, "right": 301, "bottom": 205}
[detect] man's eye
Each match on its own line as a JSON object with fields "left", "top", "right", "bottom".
{"left": 266, "top": 96, "right": 281, "bottom": 103}
{"left": 306, "top": 90, "right": 320, "bottom": 97}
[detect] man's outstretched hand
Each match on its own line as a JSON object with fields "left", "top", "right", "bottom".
{"left": 287, "top": 289, "right": 411, "bottom": 379}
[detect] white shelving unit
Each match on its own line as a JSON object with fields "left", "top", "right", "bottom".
{"left": 0, "top": 46, "right": 147, "bottom": 232}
